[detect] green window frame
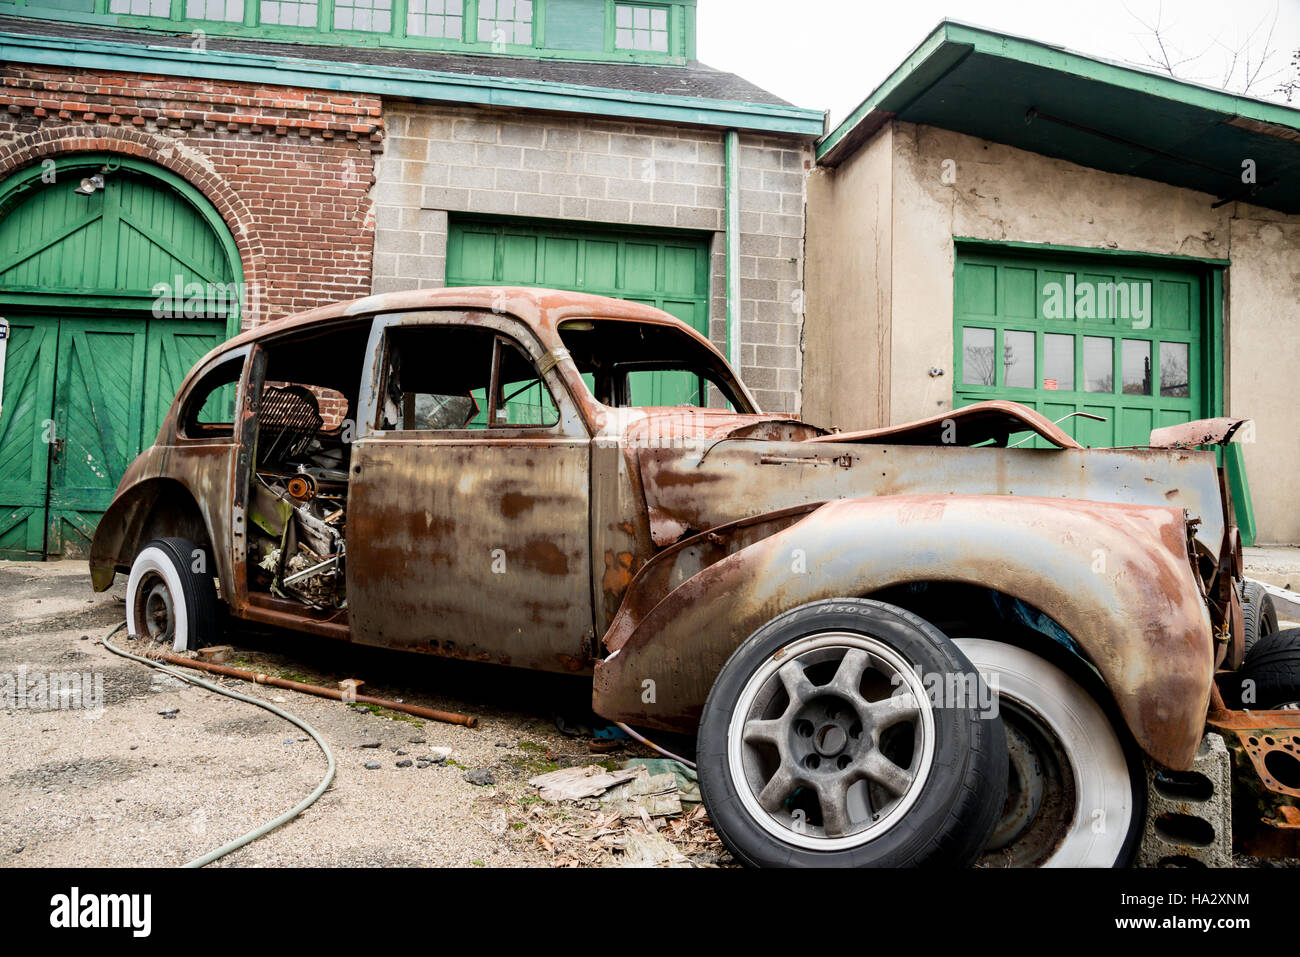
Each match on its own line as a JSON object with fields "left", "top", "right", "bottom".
{"left": 476, "top": 0, "right": 533, "bottom": 45}
{"left": 185, "top": 0, "right": 244, "bottom": 21}
{"left": 406, "top": 0, "right": 462, "bottom": 39}
{"left": 613, "top": 1, "right": 667, "bottom": 52}
{"left": 332, "top": 0, "right": 391, "bottom": 31}
{"left": 19, "top": 0, "right": 695, "bottom": 59}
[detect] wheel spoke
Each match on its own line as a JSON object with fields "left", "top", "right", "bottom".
{"left": 777, "top": 660, "right": 818, "bottom": 707}
{"left": 741, "top": 718, "right": 785, "bottom": 747}
{"left": 756, "top": 764, "right": 800, "bottom": 813}
{"left": 814, "top": 778, "right": 853, "bottom": 838}
{"left": 828, "top": 648, "right": 869, "bottom": 700}
{"left": 857, "top": 749, "right": 914, "bottom": 797}
{"left": 865, "top": 691, "right": 920, "bottom": 729}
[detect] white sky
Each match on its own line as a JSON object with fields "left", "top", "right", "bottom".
{"left": 697, "top": 0, "right": 1300, "bottom": 123}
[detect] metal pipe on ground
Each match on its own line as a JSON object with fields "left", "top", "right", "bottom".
{"left": 153, "top": 652, "right": 478, "bottom": 727}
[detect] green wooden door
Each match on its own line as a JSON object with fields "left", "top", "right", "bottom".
{"left": 0, "top": 163, "right": 234, "bottom": 558}
{"left": 0, "top": 316, "right": 59, "bottom": 558}
{"left": 447, "top": 218, "right": 711, "bottom": 406}
{"left": 45, "top": 317, "right": 148, "bottom": 556}
{"left": 953, "top": 249, "right": 1209, "bottom": 449}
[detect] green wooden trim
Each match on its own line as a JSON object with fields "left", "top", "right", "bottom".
{"left": 818, "top": 19, "right": 1300, "bottom": 165}
{"left": 0, "top": 29, "right": 823, "bottom": 134}
{"left": 0, "top": 154, "right": 245, "bottom": 340}
{"left": 954, "top": 237, "right": 1232, "bottom": 268}
{"left": 1226, "top": 442, "right": 1257, "bottom": 546}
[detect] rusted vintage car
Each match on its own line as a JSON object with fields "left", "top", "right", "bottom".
{"left": 90, "top": 288, "right": 1299, "bottom": 868}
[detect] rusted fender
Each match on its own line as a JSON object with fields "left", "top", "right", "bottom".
{"left": 593, "top": 494, "right": 1214, "bottom": 771}
{"left": 89, "top": 445, "right": 234, "bottom": 594}
{"left": 808, "top": 400, "right": 1082, "bottom": 449}
{"left": 1149, "top": 417, "right": 1251, "bottom": 449}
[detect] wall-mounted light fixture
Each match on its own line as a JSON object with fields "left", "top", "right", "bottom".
{"left": 73, "top": 171, "right": 107, "bottom": 196}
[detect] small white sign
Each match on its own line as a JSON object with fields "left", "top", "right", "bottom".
{"left": 0, "top": 317, "right": 8, "bottom": 418}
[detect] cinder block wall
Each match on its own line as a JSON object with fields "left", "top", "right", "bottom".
{"left": 373, "top": 103, "right": 810, "bottom": 414}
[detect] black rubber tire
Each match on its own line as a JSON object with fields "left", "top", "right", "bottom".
{"left": 128, "top": 537, "right": 218, "bottom": 652}
{"left": 697, "top": 599, "right": 1008, "bottom": 868}
{"left": 1241, "top": 580, "right": 1279, "bottom": 655}
{"left": 1235, "top": 627, "right": 1300, "bottom": 709}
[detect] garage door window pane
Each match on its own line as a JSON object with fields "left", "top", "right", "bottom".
{"left": 962, "top": 327, "right": 995, "bottom": 386}
{"left": 1003, "top": 330, "right": 1035, "bottom": 389}
{"left": 1160, "top": 341, "right": 1190, "bottom": 398}
{"left": 1122, "top": 340, "right": 1152, "bottom": 395}
{"left": 1043, "top": 334, "right": 1074, "bottom": 391}
{"left": 1084, "top": 337, "right": 1113, "bottom": 393}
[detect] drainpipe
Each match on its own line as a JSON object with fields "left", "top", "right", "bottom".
{"left": 725, "top": 130, "right": 742, "bottom": 381}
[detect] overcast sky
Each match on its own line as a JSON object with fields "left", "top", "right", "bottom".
{"left": 697, "top": 0, "right": 1300, "bottom": 123}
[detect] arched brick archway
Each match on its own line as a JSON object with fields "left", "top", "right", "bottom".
{"left": 0, "top": 125, "right": 267, "bottom": 325}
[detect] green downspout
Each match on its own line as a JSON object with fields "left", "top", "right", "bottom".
{"left": 725, "top": 130, "right": 741, "bottom": 383}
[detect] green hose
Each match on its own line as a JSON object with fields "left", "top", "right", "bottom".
{"left": 100, "top": 622, "right": 337, "bottom": 868}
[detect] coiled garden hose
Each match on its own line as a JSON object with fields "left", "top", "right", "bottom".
{"left": 100, "top": 622, "right": 337, "bottom": 868}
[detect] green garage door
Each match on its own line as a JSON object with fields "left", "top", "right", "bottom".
{"left": 447, "top": 218, "right": 711, "bottom": 407}
{"left": 953, "top": 248, "right": 1212, "bottom": 449}
{"left": 0, "top": 160, "right": 235, "bottom": 558}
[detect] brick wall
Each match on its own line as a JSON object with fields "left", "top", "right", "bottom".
{"left": 0, "top": 65, "right": 383, "bottom": 326}
{"left": 372, "top": 103, "right": 810, "bottom": 414}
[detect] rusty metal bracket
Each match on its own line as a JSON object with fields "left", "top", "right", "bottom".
{"left": 1208, "top": 709, "right": 1300, "bottom": 857}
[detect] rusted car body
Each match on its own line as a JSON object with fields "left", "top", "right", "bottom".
{"left": 90, "top": 288, "right": 1262, "bottom": 794}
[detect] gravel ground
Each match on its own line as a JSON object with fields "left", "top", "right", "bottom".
{"left": 5, "top": 555, "right": 1299, "bottom": 869}
{"left": 0, "top": 560, "right": 718, "bottom": 868}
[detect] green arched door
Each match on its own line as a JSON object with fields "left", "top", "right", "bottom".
{"left": 0, "top": 157, "right": 240, "bottom": 558}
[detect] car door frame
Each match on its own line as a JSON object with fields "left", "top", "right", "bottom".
{"left": 347, "top": 309, "right": 597, "bottom": 673}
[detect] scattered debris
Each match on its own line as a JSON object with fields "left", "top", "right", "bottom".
{"left": 464, "top": 769, "right": 496, "bottom": 786}
{"left": 619, "top": 828, "right": 691, "bottom": 868}
{"left": 528, "top": 765, "right": 640, "bottom": 802}
{"left": 358, "top": 741, "right": 381, "bottom": 749}
{"left": 363, "top": 762, "right": 381, "bottom": 770}
{"left": 396, "top": 760, "right": 413, "bottom": 768}
{"left": 602, "top": 771, "right": 682, "bottom": 820}
{"left": 514, "top": 762, "right": 727, "bottom": 868}
{"left": 157, "top": 708, "right": 178, "bottom": 719}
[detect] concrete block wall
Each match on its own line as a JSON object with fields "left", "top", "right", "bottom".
{"left": 372, "top": 103, "right": 810, "bottom": 414}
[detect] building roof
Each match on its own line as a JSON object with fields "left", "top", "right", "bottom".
{"left": 0, "top": 15, "right": 824, "bottom": 136}
{"left": 818, "top": 20, "right": 1300, "bottom": 215}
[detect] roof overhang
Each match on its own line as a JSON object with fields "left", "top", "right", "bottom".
{"left": 0, "top": 29, "right": 825, "bottom": 137}
{"left": 818, "top": 20, "right": 1300, "bottom": 214}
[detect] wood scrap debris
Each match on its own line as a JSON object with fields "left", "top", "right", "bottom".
{"left": 513, "top": 763, "right": 729, "bottom": 868}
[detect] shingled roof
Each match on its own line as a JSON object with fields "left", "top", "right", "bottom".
{"left": 0, "top": 15, "right": 793, "bottom": 106}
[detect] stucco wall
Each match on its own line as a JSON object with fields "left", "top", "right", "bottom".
{"left": 1224, "top": 213, "right": 1300, "bottom": 543}
{"left": 803, "top": 123, "right": 893, "bottom": 429}
{"left": 805, "top": 119, "right": 1300, "bottom": 543}
{"left": 372, "top": 103, "right": 810, "bottom": 414}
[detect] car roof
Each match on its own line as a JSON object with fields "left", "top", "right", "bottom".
{"left": 219, "top": 286, "right": 718, "bottom": 354}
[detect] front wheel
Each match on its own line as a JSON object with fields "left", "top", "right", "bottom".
{"left": 126, "top": 537, "right": 218, "bottom": 652}
{"left": 955, "top": 638, "right": 1145, "bottom": 867}
{"left": 697, "top": 599, "right": 1007, "bottom": 867}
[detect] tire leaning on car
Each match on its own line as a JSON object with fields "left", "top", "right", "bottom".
{"left": 697, "top": 599, "right": 1008, "bottom": 867}
{"left": 125, "top": 537, "right": 218, "bottom": 653}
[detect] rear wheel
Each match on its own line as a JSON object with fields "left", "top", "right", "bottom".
{"left": 1241, "top": 580, "right": 1279, "bottom": 655}
{"left": 698, "top": 599, "right": 1007, "bottom": 867}
{"left": 126, "top": 537, "right": 217, "bottom": 653}
{"left": 1235, "top": 628, "right": 1300, "bottom": 710}
{"left": 956, "top": 638, "right": 1145, "bottom": 867}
